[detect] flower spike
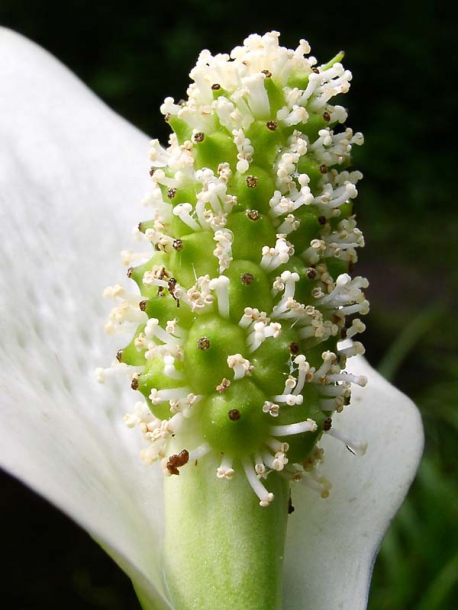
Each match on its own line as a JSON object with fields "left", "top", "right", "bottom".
{"left": 104, "top": 31, "right": 369, "bottom": 508}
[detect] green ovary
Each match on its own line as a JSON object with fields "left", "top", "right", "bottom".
{"left": 183, "top": 314, "right": 247, "bottom": 395}
{"left": 199, "top": 379, "right": 270, "bottom": 457}
{"left": 169, "top": 232, "right": 218, "bottom": 285}
{"left": 225, "top": 260, "right": 273, "bottom": 322}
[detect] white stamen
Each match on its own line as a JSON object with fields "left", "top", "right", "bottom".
{"left": 247, "top": 320, "right": 281, "bottom": 353}
{"left": 108, "top": 301, "right": 147, "bottom": 325}
{"left": 277, "top": 213, "right": 301, "bottom": 235}
{"left": 240, "top": 72, "right": 271, "bottom": 118}
{"left": 272, "top": 393, "right": 303, "bottom": 406}
{"left": 95, "top": 362, "right": 144, "bottom": 384}
{"left": 338, "top": 341, "right": 366, "bottom": 358}
{"left": 262, "top": 401, "right": 279, "bottom": 417}
{"left": 121, "top": 249, "right": 151, "bottom": 266}
{"left": 319, "top": 397, "right": 345, "bottom": 412}
{"left": 326, "top": 372, "right": 367, "bottom": 387}
{"left": 293, "top": 355, "right": 313, "bottom": 394}
{"left": 260, "top": 235, "right": 294, "bottom": 271}
{"left": 173, "top": 203, "right": 201, "bottom": 231}
{"left": 213, "top": 229, "right": 233, "bottom": 273}
{"left": 239, "top": 307, "right": 269, "bottom": 328}
{"left": 242, "top": 458, "right": 275, "bottom": 507}
{"left": 187, "top": 443, "right": 212, "bottom": 462}
{"left": 149, "top": 387, "right": 191, "bottom": 404}
{"left": 163, "top": 354, "right": 184, "bottom": 380}
{"left": 314, "top": 351, "right": 338, "bottom": 380}
{"left": 270, "top": 419, "right": 317, "bottom": 436}
{"left": 227, "top": 354, "right": 253, "bottom": 379}
{"left": 327, "top": 428, "right": 368, "bottom": 456}
{"left": 217, "top": 455, "right": 235, "bottom": 479}
{"left": 209, "top": 275, "right": 231, "bottom": 318}
{"left": 266, "top": 438, "right": 289, "bottom": 454}
{"left": 344, "top": 318, "right": 366, "bottom": 339}
{"left": 263, "top": 449, "right": 289, "bottom": 471}
{"left": 144, "top": 318, "right": 182, "bottom": 346}
{"left": 169, "top": 393, "right": 200, "bottom": 417}
{"left": 300, "top": 471, "right": 332, "bottom": 499}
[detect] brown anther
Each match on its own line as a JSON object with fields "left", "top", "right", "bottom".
{"left": 173, "top": 239, "right": 183, "bottom": 251}
{"left": 261, "top": 69, "right": 272, "bottom": 78}
{"left": 116, "top": 350, "right": 123, "bottom": 362}
{"left": 306, "top": 267, "right": 317, "bottom": 280}
{"left": 193, "top": 132, "right": 205, "bottom": 143}
{"left": 289, "top": 342, "right": 300, "bottom": 355}
{"left": 266, "top": 120, "right": 277, "bottom": 131}
{"left": 312, "top": 67, "right": 319, "bottom": 74}
{"left": 131, "top": 377, "right": 139, "bottom": 390}
{"left": 159, "top": 267, "right": 170, "bottom": 280}
{"left": 246, "top": 209, "right": 260, "bottom": 221}
{"left": 168, "top": 277, "right": 180, "bottom": 308}
{"left": 246, "top": 175, "right": 259, "bottom": 189}
{"left": 166, "top": 449, "right": 189, "bottom": 475}
{"left": 319, "top": 164, "right": 328, "bottom": 174}
{"left": 323, "top": 417, "right": 333, "bottom": 431}
{"left": 323, "top": 111, "right": 331, "bottom": 122}
{"left": 318, "top": 215, "right": 327, "bottom": 225}
{"left": 149, "top": 167, "right": 156, "bottom": 177}
{"left": 127, "top": 267, "right": 133, "bottom": 278}
{"left": 139, "top": 300, "right": 147, "bottom": 311}
{"left": 241, "top": 273, "right": 254, "bottom": 285}
{"left": 211, "top": 83, "right": 221, "bottom": 90}
{"left": 340, "top": 327, "right": 348, "bottom": 339}
{"left": 157, "top": 268, "right": 169, "bottom": 295}
{"left": 228, "top": 409, "right": 241, "bottom": 421}
{"left": 164, "top": 113, "right": 171, "bottom": 123}
{"left": 216, "top": 378, "right": 231, "bottom": 393}
{"left": 197, "top": 337, "right": 211, "bottom": 351}
{"left": 167, "top": 188, "right": 177, "bottom": 199}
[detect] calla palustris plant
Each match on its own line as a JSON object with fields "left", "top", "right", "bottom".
{"left": 0, "top": 28, "right": 424, "bottom": 610}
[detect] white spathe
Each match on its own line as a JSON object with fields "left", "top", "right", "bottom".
{"left": 0, "top": 28, "right": 424, "bottom": 610}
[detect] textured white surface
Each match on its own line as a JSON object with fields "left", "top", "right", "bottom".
{"left": 0, "top": 27, "right": 170, "bottom": 610}
{"left": 0, "top": 28, "right": 423, "bottom": 610}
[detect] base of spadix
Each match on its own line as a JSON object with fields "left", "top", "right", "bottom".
{"left": 163, "top": 451, "right": 289, "bottom": 610}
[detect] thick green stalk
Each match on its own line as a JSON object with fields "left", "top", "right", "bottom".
{"left": 163, "top": 451, "right": 289, "bottom": 610}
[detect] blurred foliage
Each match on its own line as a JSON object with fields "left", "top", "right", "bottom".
{"left": 1, "top": 0, "right": 457, "bottom": 607}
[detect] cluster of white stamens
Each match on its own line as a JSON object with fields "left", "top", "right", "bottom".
{"left": 260, "top": 235, "right": 294, "bottom": 271}
{"left": 102, "top": 32, "right": 369, "bottom": 507}
{"left": 213, "top": 229, "right": 234, "bottom": 272}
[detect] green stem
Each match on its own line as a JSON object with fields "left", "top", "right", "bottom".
{"left": 163, "top": 451, "right": 289, "bottom": 610}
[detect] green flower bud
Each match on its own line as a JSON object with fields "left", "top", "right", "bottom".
{"left": 103, "top": 31, "right": 369, "bottom": 509}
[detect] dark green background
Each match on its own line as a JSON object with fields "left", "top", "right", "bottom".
{"left": 1, "top": 1, "right": 457, "bottom": 608}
